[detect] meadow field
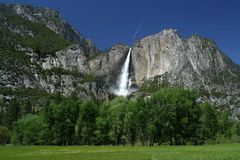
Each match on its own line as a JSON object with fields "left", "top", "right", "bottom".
{"left": 0, "top": 144, "right": 240, "bottom": 160}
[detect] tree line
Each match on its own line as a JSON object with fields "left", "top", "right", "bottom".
{"left": 1, "top": 87, "right": 240, "bottom": 146}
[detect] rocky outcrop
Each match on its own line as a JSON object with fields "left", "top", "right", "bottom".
{"left": 0, "top": 54, "right": 107, "bottom": 101}
{"left": 41, "top": 44, "right": 89, "bottom": 73}
{"left": 88, "top": 44, "right": 129, "bottom": 89}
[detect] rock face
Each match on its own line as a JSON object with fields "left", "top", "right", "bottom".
{"left": 130, "top": 29, "right": 240, "bottom": 116}
{"left": 0, "top": 44, "right": 107, "bottom": 100}
{"left": 131, "top": 29, "right": 233, "bottom": 85}
{"left": 41, "top": 44, "right": 89, "bottom": 73}
{"left": 88, "top": 44, "right": 129, "bottom": 89}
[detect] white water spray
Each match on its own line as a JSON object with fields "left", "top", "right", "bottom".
{"left": 114, "top": 48, "right": 132, "bottom": 96}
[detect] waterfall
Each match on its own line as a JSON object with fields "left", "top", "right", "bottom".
{"left": 114, "top": 48, "right": 132, "bottom": 96}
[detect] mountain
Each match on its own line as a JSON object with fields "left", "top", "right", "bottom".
{"left": 129, "top": 29, "right": 240, "bottom": 115}
{"left": 0, "top": 4, "right": 107, "bottom": 111}
{"left": 89, "top": 29, "right": 240, "bottom": 117}
{"left": 0, "top": 4, "right": 239, "bottom": 117}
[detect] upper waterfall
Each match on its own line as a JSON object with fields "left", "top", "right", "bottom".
{"left": 114, "top": 48, "right": 132, "bottom": 96}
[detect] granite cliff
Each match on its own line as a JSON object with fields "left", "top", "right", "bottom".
{"left": 88, "top": 29, "right": 240, "bottom": 116}
{"left": 129, "top": 29, "right": 240, "bottom": 116}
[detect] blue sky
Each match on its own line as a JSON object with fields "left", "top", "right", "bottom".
{"left": 0, "top": 0, "right": 239, "bottom": 64}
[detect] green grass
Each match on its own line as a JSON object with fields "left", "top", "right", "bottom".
{"left": 0, "top": 144, "right": 240, "bottom": 160}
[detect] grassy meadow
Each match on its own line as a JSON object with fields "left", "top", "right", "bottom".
{"left": 0, "top": 144, "right": 240, "bottom": 160}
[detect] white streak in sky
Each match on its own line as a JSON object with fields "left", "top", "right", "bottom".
{"left": 132, "top": 9, "right": 150, "bottom": 41}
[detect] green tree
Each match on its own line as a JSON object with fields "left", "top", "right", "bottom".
{"left": 3, "top": 99, "right": 21, "bottom": 128}
{"left": 95, "top": 101, "right": 111, "bottom": 145}
{"left": 22, "top": 100, "right": 32, "bottom": 116}
{"left": 217, "top": 110, "right": 233, "bottom": 138}
{"left": 200, "top": 103, "right": 219, "bottom": 141}
{"left": 75, "top": 100, "right": 98, "bottom": 145}
{"left": 44, "top": 100, "right": 79, "bottom": 145}
{"left": 0, "top": 125, "right": 10, "bottom": 144}
{"left": 132, "top": 98, "right": 148, "bottom": 145}
{"left": 96, "top": 97, "right": 134, "bottom": 145}
{"left": 0, "top": 97, "right": 4, "bottom": 125}
{"left": 146, "top": 87, "right": 201, "bottom": 145}
{"left": 234, "top": 122, "right": 240, "bottom": 142}
{"left": 127, "top": 98, "right": 146, "bottom": 145}
{"left": 11, "top": 114, "right": 47, "bottom": 145}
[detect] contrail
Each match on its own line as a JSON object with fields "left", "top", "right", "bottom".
{"left": 131, "top": 8, "right": 150, "bottom": 42}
